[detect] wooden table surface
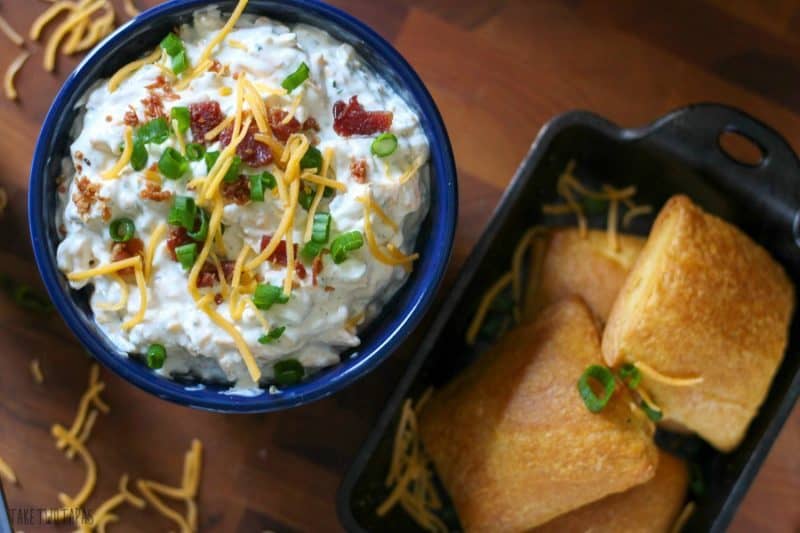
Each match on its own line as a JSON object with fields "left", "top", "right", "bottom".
{"left": 0, "top": 0, "right": 798, "bottom": 531}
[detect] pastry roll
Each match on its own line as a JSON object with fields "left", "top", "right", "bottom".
{"left": 602, "top": 195, "right": 794, "bottom": 451}
{"left": 420, "top": 298, "right": 658, "bottom": 532}
{"left": 533, "top": 451, "right": 689, "bottom": 533}
{"left": 524, "top": 228, "right": 645, "bottom": 323}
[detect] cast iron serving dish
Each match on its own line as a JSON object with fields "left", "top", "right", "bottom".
{"left": 27, "top": 0, "right": 457, "bottom": 412}
{"left": 337, "top": 104, "right": 800, "bottom": 532}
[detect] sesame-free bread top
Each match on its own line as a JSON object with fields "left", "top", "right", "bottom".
{"left": 602, "top": 195, "right": 794, "bottom": 451}
{"left": 420, "top": 298, "right": 659, "bottom": 533}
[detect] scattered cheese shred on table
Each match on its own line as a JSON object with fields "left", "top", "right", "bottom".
{"left": 30, "top": 358, "right": 44, "bottom": 384}
{"left": 0, "top": 455, "right": 17, "bottom": 485}
{"left": 4, "top": 51, "right": 29, "bottom": 100}
{"left": 137, "top": 439, "right": 203, "bottom": 533}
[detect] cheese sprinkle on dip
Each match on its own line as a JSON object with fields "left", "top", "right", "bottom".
{"left": 56, "top": 3, "right": 430, "bottom": 391}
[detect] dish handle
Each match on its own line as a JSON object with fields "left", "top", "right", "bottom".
{"left": 642, "top": 103, "right": 800, "bottom": 232}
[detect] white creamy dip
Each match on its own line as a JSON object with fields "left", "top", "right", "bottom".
{"left": 56, "top": 7, "right": 430, "bottom": 390}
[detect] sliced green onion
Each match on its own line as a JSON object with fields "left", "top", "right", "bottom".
{"left": 171, "top": 50, "right": 189, "bottom": 75}
{"left": 371, "top": 133, "right": 398, "bottom": 157}
{"left": 109, "top": 217, "right": 135, "bottom": 242}
{"left": 146, "top": 343, "right": 167, "bottom": 369}
{"left": 300, "top": 241, "right": 324, "bottom": 263}
{"left": 258, "top": 326, "right": 286, "bottom": 344}
{"left": 12, "top": 285, "right": 53, "bottom": 314}
{"left": 323, "top": 185, "right": 335, "bottom": 198}
{"left": 250, "top": 174, "right": 265, "bottom": 202}
{"left": 175, "top": 243, "right": 197, "bottom": 270}
{"left": 135, "top": 117, "right": 170, "bottom": 145}
{"left": 159, "top": 147, "right": 189, "bottom": 179}
{"left": 577, "top": 365, "right": 616, "bottom": 413}
{"left": 640, "top": 400, "right": 663, "bottom": 422}
{"left": 168, "top": 196, "right": 197, "bottom": 230}
{"left": 619, "top": 363, "right": 641, "bottom": 389}
{"left": 298, "top": 187, "right": 314, "bottom": 210}
{"left": 185, "top": 143, "right": 205, "bottom": 161}
{"left": 250, "top": 171, "right": 277, "bottom": 201}
{"left": 170, "top": 106, "right": 190, "bottom": 134}
{"left": 223, "top": 155, "right": 241, "bottom": 182}
{"left": 300, "top": 146, "right": 322, "bottom": 170}
{"left": 252, "top": 283, "right": 289, "bottom": 310}
{"left": 330, "top": 231, "right": 364, "bottom": 264}
{"left": 204, "top": 151, "right": 220, "bottom": 172}
{"left": 186, "top": 208, "right": 209, "bottom": 242}
{"left": 131, "top": 140, "right": 148, "bottom": 171}
{"left": 311, "top": 212, "right": 331, "bottom": 244}
{"left": 280, "top": 62, "right": 309, "bottom": 93}
{"left": 159, "top": 33, "right": 183, "bottom": 56}
{"left": 273, "top": 358, "right": 304, "bottom": 386}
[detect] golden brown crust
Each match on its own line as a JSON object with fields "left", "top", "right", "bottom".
{"left": 602, "top": 195, "right": 795, "bottom": 451}
{"left": 532, "top": 451, "right": 689, "bottom": 533}
{"left": 525, "top": 228, "right": 645, "bottom": 323}
{"left": 420, "top": 299, "right": 659, "bottom": 532}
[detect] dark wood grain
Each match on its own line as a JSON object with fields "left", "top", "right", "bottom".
{"left": 0, "top": 1, "right": 797, "bottom": 531}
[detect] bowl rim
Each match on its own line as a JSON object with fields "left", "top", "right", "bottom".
{"left": 28, "top": 0, "right": 458, "bottom": 413}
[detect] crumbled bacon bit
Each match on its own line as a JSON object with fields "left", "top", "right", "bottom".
{"left": 189, "top": 101, "right": 225, "bottom": 144}
{"left": 59, "top": 224, "right": 67, "bottom": 236}
{"left": 295, "top": 261, "right": 307, "bottom": 280}
{"left": 311, "top": 255, "right": 323, "bottom": 286}
{"left": 333, "top": 95, "right": 393, "bottom": 137}
{"left": 166, "top": 226, "right": 194, "bottom": 260}
{"left": 303, "top": 117, "right": 320, "bottom": 132}
{"left": 75, "top": 151, "right": 83, "bottom": 159}
{"left": 232, "top": 71, "right": 240, "bottom": 80}
{"left": 209, "top": 60, "right": 222, "bottom": 73}
{"left": 219, "top": 121, "right": 273, "bottom": 167}
{"left": 214, "top": 293, "right": 224, "bottom": 305}
{"left": 58, "top": 183, "right": 67, "bottom": 194}
{"left": 268, "top": 108, "right": 320, "bottom": 142}
{"left": 111, "top": 238, "right": 144, "bottom": 277}
{"left": 72, "top": 177, "right": 101, "bottom": 216}
{"left": 105, "top": 115, "right": 112, "bottom": 122}
{"left": 141, "top": 93, "right": 165, "bottom": 120}
{"left": 259, "top": 235, "right": 301, "bottom": 267}
{"left": 350, "top": 159, "right": 368, "bottom": 183}
{"left": 221, "top": 175, "right": 251, "bottom": 205}
{"left": 147, "top": 75, "right": 180, "bottom": 101}
{"left": 101, "top": 205, "right": 112, "bottom": 222}
{"left": 124, "top": 106, "right": 140, "bottom": 127}
{"left": 324, "top": 286, "right": 335, "bottom": 292}
{"left": 140, "top": 182, "right": 172, "bottom": 202}
{"left": 196, "top": 260, "right": 237, "bottom": 288}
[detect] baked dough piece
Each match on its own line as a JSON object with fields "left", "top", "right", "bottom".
{"left": 602, "top": 195, "right": 794, "bottom": 451}
{"left": 419, "top": 299, "right": 658, "bottom": 533}
{"left": 532, "top": 451, "right": 688, "bottom": 533}
{"left": 524, "top": 228, "right": 645, "bottom": 323}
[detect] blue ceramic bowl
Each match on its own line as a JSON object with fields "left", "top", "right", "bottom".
{"left": 28, "top": 0, "right": 457, "bottom": 412}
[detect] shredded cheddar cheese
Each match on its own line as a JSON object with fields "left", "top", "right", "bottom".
{"left": 378, "top": 392, "right": 446, "bottom": 533}
{"left": 43, "top": 0, "right": 106, "bottom": 72}
{"left": 108, "top": 48, "right": 161, "bottom": 92}
{"left": 0, "top": 15, "right": 24, "bottom": 46}
{"left": 84, "top": 475, "right": 146, "bottom": 533}
{"left": 101, "top": 126, "right": 134, "bottom": 179}
{"left": 633, "top": 361, "right": 704, "bottom": 387}
{"left": 4, "top": 51, "right": 29, "bottom": 100}
{"left": 122, "top": 0, "right": 140, "bottom": 18}
{"left": 137, "top": 439, "right": 203, "bottom": 533}
{"left": 120, "top": 260, "right": 147, "bottom": 330}
{"left": 96, "top": 272, "right": 129, "bottom": 311}
{"left": 671, "top": 502, "right": 696, "bottom": 533}
{"left": 67, "top": 256, "right": 140, "bottom": 281}
{"left": 398, "top": 154, "right": 426, "bottom": 185}
{"left": 30, "top": 358, "right": 45, "bottom": 384}
{"left": 145, "top": 223, "right": 167, "bottom": 281}
{"left": 0, "top": 455, "right": 17, "bottom": 484}
{"left": 465, "top": 271, "right": 513, "bottom": 345}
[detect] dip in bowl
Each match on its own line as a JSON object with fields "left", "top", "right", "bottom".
{"left": 29, "top": 0, "right": 457, "bottom": 412}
